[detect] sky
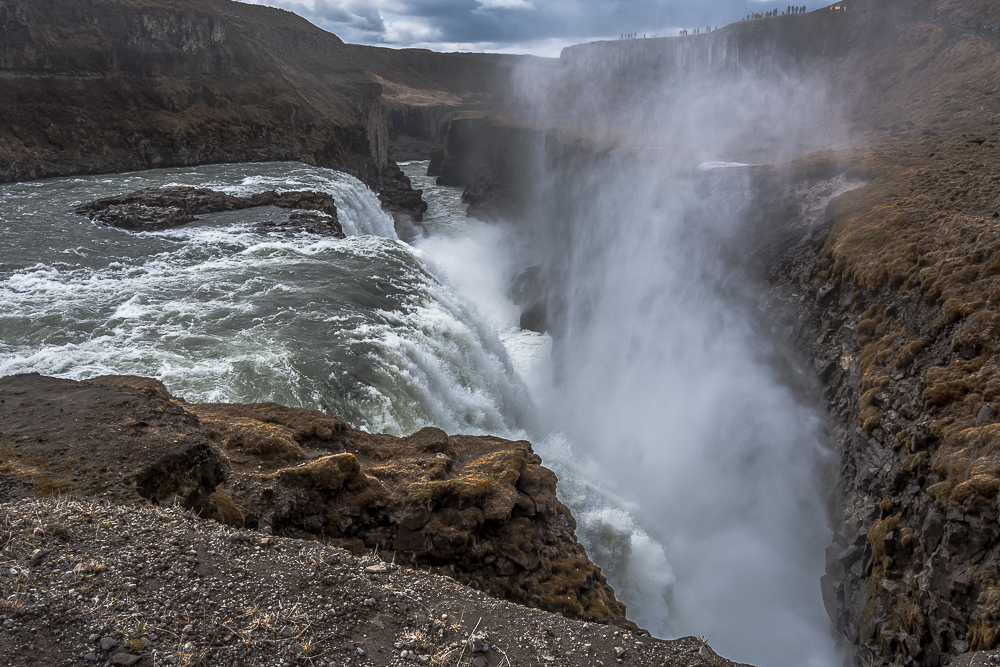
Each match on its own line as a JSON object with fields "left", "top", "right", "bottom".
{"left": 238, "top": 0, "right": 823, "bottom": 56}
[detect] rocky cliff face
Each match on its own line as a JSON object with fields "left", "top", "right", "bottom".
{"left": 769, "top": 137, "right": 1000, "bottom": 665}
{"left": 0, "top": 0, "right": 522, "bottom": 223}
{"left": 0, "top": 373, "right": 636, "bottom": 631}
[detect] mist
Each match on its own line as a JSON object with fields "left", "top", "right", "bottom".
{"left": 479, "top": 35, "right": 851, "bottom": 666}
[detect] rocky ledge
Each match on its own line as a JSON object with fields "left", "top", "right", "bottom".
{"left": 0, "top": 373, "right": 637, "bottom": 635}
{"left": 75, "top": 186, "right": 345, "bottom": 236}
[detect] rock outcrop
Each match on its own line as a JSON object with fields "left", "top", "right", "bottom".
{"left": 0, "top": 373, "right": 636, "bottom": 631}
{"left": 75, "top": 186, "right": 344, "bottom": 235}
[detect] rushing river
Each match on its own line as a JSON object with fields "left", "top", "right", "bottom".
{"left": 0, "top": 163, "right": 530, "bottom": 435}
{"left": 0, "top": 160, "right": 838, "bottom": 666}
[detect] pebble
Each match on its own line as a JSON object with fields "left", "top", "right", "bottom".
{"left": 83, "top": 654, "right": 98, "bottom": 662}
{"left": 88, "top": 634, "right": 100, "bottom": 643}
{"left": 279, "top": 625, "right": 294, "bottom": 638}
{"left": 28, "top": 549, "right": 43, "bottom": 565}
{"left": 111, "top": 654, "right": 141, "bottom": 666}
{"left": 364, "top": 563, "right": 389, "bottom": 574}
{"left": 100, "top": 637, "right": 117, "bottom": 651}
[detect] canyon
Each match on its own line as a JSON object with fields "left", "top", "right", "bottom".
{"left": 4, "top": 0, "right": 1000, "bottom": 665}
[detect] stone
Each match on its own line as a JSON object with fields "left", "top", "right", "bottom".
{"left": 76, "top": 187, "right": 344, "bottom": 237}
{"left": 111, "top": 654, "right": 141, "bottom": 666}
{"left": 976, "top": 404, "right": 997, "bottom": 426}
{"left": 279, "top": 625, "right": 294, "bottom": 638}
{"left": 815, "top": 284, "right": 835, "bottom": 304}
{"left": 472, "top": 658, "right": 488, "bottom": 667}
{"left": 27, "top": 549, "right": 43, "bottom": 565}
{"left": 468, "top": 632, "right": 486, "bottom": 652}
{"left": 100, "top": 637, "right": 117, "bottom": 651}
{"left": 83, "top": 654, "right": 98, "bottom": 662}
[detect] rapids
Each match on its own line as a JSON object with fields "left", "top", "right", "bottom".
{"left": 0, "top": 163, "right": 528, "bottom": 435}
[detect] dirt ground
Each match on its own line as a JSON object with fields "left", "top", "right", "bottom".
{"left": 0, "top": 497, "right": 743, "bottom": 667}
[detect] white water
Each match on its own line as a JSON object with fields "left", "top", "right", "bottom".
{"left": 405, "top": 149, "right": 840, "bottom": 666}
{"left": 0, "top": 163, "right": 527, "bottom": 435}
{"left": 1, "top": 158, "right": 839, "bottom": 666}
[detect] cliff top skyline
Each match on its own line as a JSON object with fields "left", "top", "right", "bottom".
{"left": 236, "top": 0, "right": 823, "bottom": 55}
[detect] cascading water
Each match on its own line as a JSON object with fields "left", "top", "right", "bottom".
{"left": 407, "top": 151, "right": 840, "bottom": 665}
{"left": 0, "top": 162, "right": 529, "bottom": 436}
{"left": 1, "top": 152, "right": 840, "bottom": 666}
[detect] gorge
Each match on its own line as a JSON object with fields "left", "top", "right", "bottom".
{"left": 3, "top": 0, "right": 1000, "bottom": 665}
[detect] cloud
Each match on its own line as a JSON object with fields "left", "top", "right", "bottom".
{"left": 476, "top": 0, "right": 533, "bottom": 10}
{"left": 236, "top": 0, "right": 823, "bottom": 54}
{"left": 383, "top": 17, "right": 443, "bottom": 43}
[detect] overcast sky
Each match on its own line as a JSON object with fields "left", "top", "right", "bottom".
{"left": 238, "top": 0, "right": 823, "bottom": 56}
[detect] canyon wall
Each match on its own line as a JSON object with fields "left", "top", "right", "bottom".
{"left": 435, "top": 3, "right": 1000, "bottom": 663}
{"left": 0, "top": 0, "right": 523, "bottom": 221}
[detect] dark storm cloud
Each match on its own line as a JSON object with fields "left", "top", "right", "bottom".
{"left": 240, "top": 0, "right": 820, "bottom": 53}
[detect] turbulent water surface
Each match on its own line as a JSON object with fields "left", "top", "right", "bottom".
{"left": 1, "top": 159, "right": 837, "bottom": 666}
{"left": 0, "top": 163, "right": 528, "bottom": 436}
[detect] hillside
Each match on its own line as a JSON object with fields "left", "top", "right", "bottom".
{"left": 0, "top": 0, "right": 524, "bottom": 222}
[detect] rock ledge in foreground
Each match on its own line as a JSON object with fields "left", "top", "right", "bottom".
{"left": 0, "top": 373, "right": 632, "bottom": 631}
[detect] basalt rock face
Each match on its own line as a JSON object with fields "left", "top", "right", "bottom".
{"left": 0, "top": 0, "right": 375, "bottom": 179}
{"left": 75, "top": 186, "right": 344, "bottom": 235}
{"left": 0, "top": 373, "right": 637, "bottom": 632}
{"left": 762, "top": 137, "right": 1000, "bottom": 666}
